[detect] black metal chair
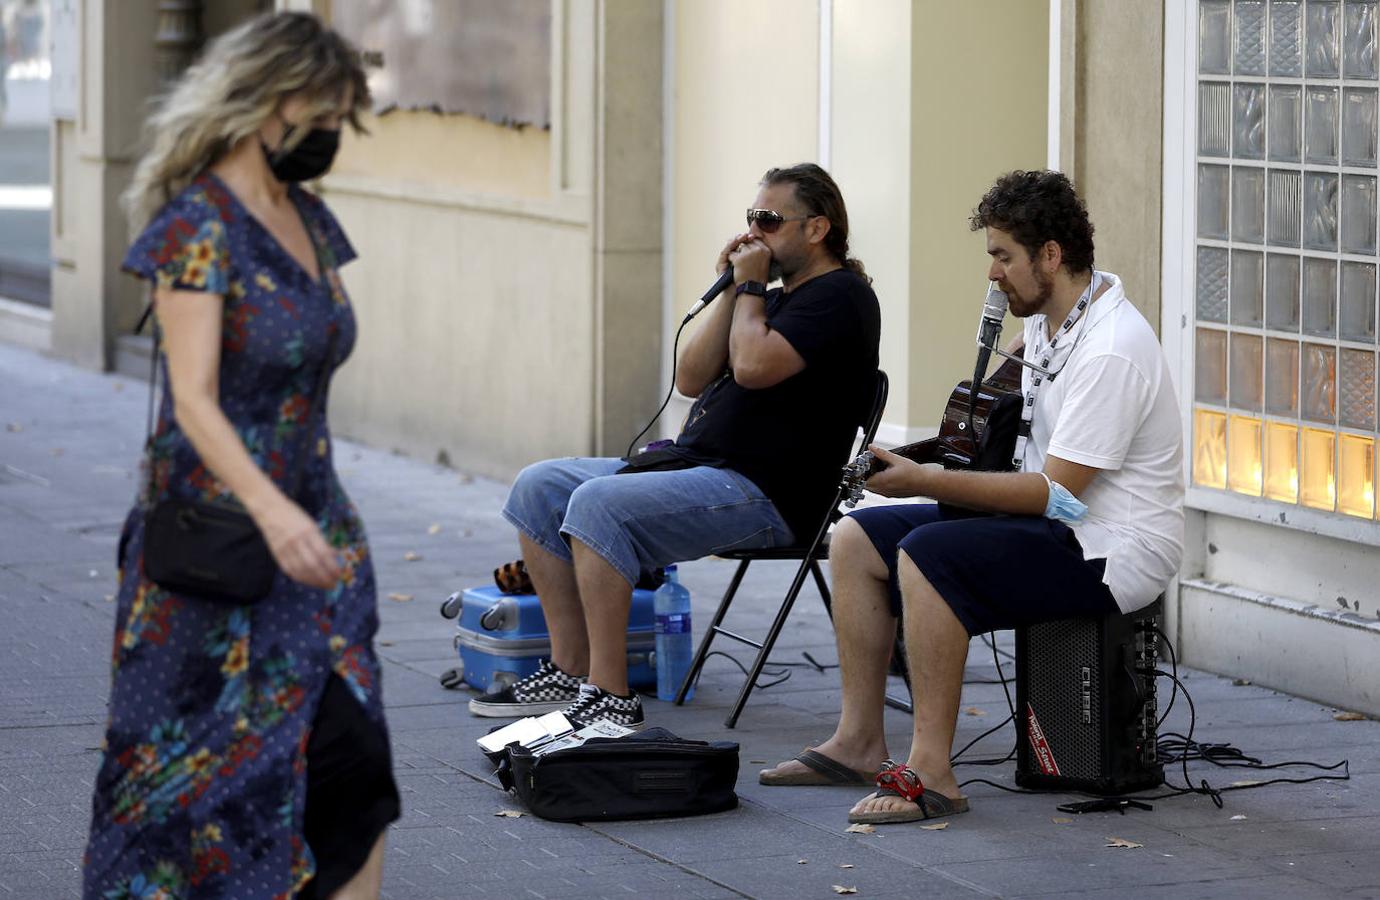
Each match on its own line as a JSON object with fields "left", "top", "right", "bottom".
{"left": 674, "top": 370, "right": 911, "bottom": 728}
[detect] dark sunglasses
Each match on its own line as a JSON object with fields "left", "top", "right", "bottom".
{"left": 746, "top": 208, "right": 815, "bottom": 234}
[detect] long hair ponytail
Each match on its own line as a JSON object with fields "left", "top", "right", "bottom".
{"left": 761, "top": 163, "right": 870, "bottom": 284}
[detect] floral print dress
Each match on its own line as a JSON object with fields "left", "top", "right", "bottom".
{"left": 83, "top": 173, "right": 389, "bottom": 899}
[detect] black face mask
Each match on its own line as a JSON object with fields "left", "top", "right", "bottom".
{"left": 261, "top": 124, "right": 340, "bottom": 183}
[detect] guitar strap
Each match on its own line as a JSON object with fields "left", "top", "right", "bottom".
{"left": 1012, "top": 271, "right": 1103, "bottom": 471}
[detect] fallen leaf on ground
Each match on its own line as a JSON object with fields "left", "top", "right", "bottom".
{"left": 838, "top": 864, "right": 854, "bottom": 869}
{"left": 494, "top": 809, "right": 524, "bottom": 818}
{"left": 1231, "top": 678, "right": 1252, "bottom": 686}
{"left": 387, "top": 593, "right": 414, "bottom": 602}
{"left": 845, "top": 823, "right": 875, "bottom": 834}
{"left": 919, "top": 822, "right": 949, "bottom": 831}
{"left": 831, "top": 887, "right": 858, "bottom": 895}
{"left": 1230, "top": 814, "right": 1247, "bottom": 820}
{"left": 378, "top": 640, "right": 395, "bottom": 647}
{"left": 1105, "top": 837, "right": 1143, "bottom": 849}
{"left": 427, "top": 523, "right": 441, "bottom": 535}
{"left": 963, "top": 706, "right": 987, "bottom": 716}
{"left": 1052, "top": 817, "right": 1072, "bottom": 824}
{"left": 403, "top": 551, "right": 422, "bottom": 561}
{"left": 1334, "top": 711, "right": 1366, "bottom": 721}
{"left": 1230, "top": 779, "right": 1263, "bottom": 787}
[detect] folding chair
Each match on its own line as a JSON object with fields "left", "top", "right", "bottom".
{"left": 674, "top": 370, "right": 911, "bottom": 728}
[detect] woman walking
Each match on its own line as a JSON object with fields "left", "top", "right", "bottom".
{"left": 84, "top": 13, "right": 398, "bottom": 899}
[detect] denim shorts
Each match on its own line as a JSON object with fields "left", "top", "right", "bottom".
{"left": 501, "top": 457, "right": 794, "bottom": 586}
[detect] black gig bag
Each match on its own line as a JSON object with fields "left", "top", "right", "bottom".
{"left": 497, "top": 727, "right": 739, "bottom": 822}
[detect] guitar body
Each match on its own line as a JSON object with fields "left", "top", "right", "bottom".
{"left": 841, "top": 352, "right": 1024, "bottom": 506}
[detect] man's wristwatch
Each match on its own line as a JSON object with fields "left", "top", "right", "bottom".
{"left": 734, "top": 280, "right": 768, "bottom": 298}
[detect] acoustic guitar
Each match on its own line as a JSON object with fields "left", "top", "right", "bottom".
{"left": 840, "top": 352, "right": 1024, "bottom": 508}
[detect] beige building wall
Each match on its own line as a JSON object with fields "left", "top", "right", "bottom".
{"left": 831, "top": 0, "right": 913, "bottom": 440}
{"left": 665, "top": 0, "right": 820, "bottom": 433}
{"left": 320, "top": 101, "right": 595, "bottom": 476}
{"left": 1060, "top": 0, "right": 1164, "bottom": 327}
{"left": 319, "top": 1, "right": 664, "bottom": 480}
{"left": 905, "top": 1, "right": 1049, "bottom": 432}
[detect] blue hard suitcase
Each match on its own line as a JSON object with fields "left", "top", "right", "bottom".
{"left": 442, "top": 585, "right": 657, "bottom": 692}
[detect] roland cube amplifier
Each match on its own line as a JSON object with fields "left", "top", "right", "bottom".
{"left": 1014, "top": 600, "right": 1164, "bottom": 795}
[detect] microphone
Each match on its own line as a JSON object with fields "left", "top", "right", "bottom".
{"left": 683, "top": 265, "right": 735, "bottom": 323}
{"left": 972, "top": 282, "right": 1009, "bottom": 388}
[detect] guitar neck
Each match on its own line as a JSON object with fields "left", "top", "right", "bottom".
{"left": 889, "top": 437, "right": 941, "bottom": 466}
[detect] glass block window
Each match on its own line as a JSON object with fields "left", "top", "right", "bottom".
{"left": 1195, "top": 0, "right": 1379, "bottom": 520}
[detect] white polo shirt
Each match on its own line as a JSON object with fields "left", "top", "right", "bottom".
{"left": 1020, "top": 271, "right": 1185, "bottom": 613}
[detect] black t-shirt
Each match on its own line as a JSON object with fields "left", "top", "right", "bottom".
{"left": 668, "top": 268, "right": 881, "bottom": 539}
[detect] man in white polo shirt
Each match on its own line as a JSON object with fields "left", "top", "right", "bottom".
{"left": 757, "top": 170, "right": 1184, "bottom": 825}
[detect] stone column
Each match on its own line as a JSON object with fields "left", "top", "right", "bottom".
{"left": 590, "top": 1, "right": 664, "bottom": 456}
{"left": 49, "top": 1, "right": 160, "bottom": 370}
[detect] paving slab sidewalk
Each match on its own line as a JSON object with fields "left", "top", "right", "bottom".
{"left": 2, "top": 341, "right": 1377, "bottom": 899}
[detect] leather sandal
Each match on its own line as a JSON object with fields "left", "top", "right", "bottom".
{"left": 847, "top": 760, "right": 970, "bottom": 824}
{"left": 758, "top": 749, "right": 876, "bottom": 786}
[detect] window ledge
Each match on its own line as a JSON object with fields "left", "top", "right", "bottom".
{"left": 1188, "top": 485, "right": 1380, "bottom": 549}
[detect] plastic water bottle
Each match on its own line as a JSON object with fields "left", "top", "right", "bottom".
{"left": 654, "top": 565, "right": 694, "bottom": 701}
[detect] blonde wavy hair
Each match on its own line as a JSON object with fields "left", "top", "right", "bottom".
{"left": 123, "top": 11, "right": 370, "bottom": 230}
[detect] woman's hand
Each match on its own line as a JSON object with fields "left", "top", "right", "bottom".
{"left": 863, "top": 445, "right": 938, "bottom": 499}
{"left": 257, "top": 499, "right": 342, "bottom": 590}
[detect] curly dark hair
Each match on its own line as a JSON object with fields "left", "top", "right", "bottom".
{"left": 969, "top": 170, "right": 1095, "bottom": 274}
{"left": 762, "top": 163, "right": 870, "bottom": 284}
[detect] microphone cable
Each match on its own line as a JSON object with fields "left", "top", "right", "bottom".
{"left": 624, "top": 315, "right": 692, "bottom": 460}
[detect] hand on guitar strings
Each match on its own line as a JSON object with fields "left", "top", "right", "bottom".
{"left": 863, "top": 444, "right": 942, "bottom": 499}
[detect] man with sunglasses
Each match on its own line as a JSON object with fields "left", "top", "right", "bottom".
{"left": 481, "top": 163, "right": 881, "bottom": 728}
{"left": 759, "top": 170, "right": 1184, "bottom": 827}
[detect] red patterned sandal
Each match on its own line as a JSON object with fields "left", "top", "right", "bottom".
{"left": 847, "top": 759, "right": 970, "bottom": 825}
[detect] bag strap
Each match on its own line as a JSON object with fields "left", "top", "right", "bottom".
{"left": 139, "top": 197, "right": 341, "bottom": 503}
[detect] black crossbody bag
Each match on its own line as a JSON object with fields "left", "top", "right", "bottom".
{"left": 138, "top": 316, "right": 337, "bottom": 606}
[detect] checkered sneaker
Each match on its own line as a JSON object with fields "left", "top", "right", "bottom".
{"left": 468, "top": 660, "right": 585, "bottom": 718}
{"left": 562, "top": 683, "right": 645, "bottom": 729}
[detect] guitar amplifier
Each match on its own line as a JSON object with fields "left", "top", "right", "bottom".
{"left": 1014, "top": 600, "right": 1164, "bottom": 795}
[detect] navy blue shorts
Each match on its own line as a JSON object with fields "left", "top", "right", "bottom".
{"left": 847, "top": 503, "right": 1118, "bottom": 636}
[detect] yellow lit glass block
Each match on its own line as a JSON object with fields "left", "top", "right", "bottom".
{"left": 1338, "top": 435, "right": 1375, "bottom": 519}
{"left": 1300, "top": 427, "right": 1337, "bottom": 511}
{"left": 1263, "top": 422, "right": 1299, "bottom": 503}
{"left": 1193, "top": 409, "right": 1227, "bottom": 489}
{"left": 1227, "top": 415, "right": 1263, "bottom": 495}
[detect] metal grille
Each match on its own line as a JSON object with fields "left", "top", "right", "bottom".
{"left": 1023, "top": 617, "right": 1103, "bottom": 780}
